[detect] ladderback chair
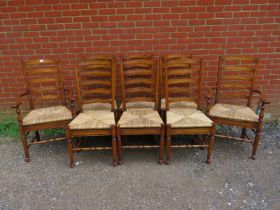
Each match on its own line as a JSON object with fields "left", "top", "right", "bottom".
{"left": 160, "top": 54, "right": 195, "bottom": 120}
{"left": 66, "top": 56, "right": 117, "bottom": 167}
{"left": 119, "top": 54, "right": 158, "bottom": 111}
{"left": 164, "top": 56, "right": 216, "bottom": 164}
{"left": 116, "top": 54, "right": 164, "bottom": 164}
{"left": 206, "top": 55, "right": 270, "bottom": 160}
{"left": 11, "top": 58, "right": 74, "bottom": 162}
{"left": 79, "top": 55, "right": 117, "bottom": 113}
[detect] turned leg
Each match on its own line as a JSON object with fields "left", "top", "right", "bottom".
{"left": 165, "top": 124, "right": 171, "bottom": 165}
{"left": 66, "top": 128, "right": 75, "bottom": 168}
{"left": 116, "top": 126, "right": 123, "bottom": 165}
{"left": 111, "top": 126, "right": 117, "bottom": 166}
{"left": 35, "top": 131, "right": 40, "bottom": 141}
{"left": 241, "top": 128, "right": 246, "bottom": 139}
{"left": 158, "top": 124, "right": 164, "bottom": 164}
{"left": 19, "top": 125, "right": 30, "bottom": 162}
{"left": 207, "top": 124, "right": 216, "bottom": 164}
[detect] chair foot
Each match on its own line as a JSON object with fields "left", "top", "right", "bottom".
{"left": 24, "top": 158, "right": 30, "bottom": 162}
{"left": 113, "top": 161, "right": 118, "bottom": 167}
{"left": 251, "top": 155, "right": 256, "bottom": 160}
{"left": 165, "top": 160, "right": 170, "bottom": 165}
{"left": 158, "top": 160, "right": 164, "bottom": 164}
{"left": 117, "top": 160, "right": 123, "bottom": 165}
{"left": 70, "top": 162, "right": 75, "bottom": 168}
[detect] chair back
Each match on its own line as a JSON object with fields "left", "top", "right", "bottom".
{"left": 164, "top": 55, "right": 202, "bottom": 110}
{"left": 21, "top": 58, "right": 66, "bottom": 109}
{"left": 120, "top": 54, "right": 159, "bottom": 111}
{"left": 75, "top": 55, "right": 116, "bottom": 112}
{"left": 216, "top": 55, "right": 258, "bottom": 106}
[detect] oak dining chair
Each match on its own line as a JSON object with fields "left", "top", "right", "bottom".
{"left": 66, "top": 56, "right": 117, "bottom": 167}
{"left": 206, "top": 55, "right": 270, "bottom": 160}
{"left": 117, "top": 54, "right": 165, "bottom": 164}
{"left": 163, "top": 55, "right": 216, "bottom": 164}
{"left": 159, "top": 54, "right": 194, "bottom": 122}
{"left": 11, "top": 58, "right": 74, "bottom": 162}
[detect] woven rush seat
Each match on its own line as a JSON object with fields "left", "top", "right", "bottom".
{"left": 161, "top": 98, "right": 197, "bottom": 110}
{"left": 120, "top": 101, "right": 154, "bottom": 110}
{"left": 167, "top": 109, "right": 212, "bottom": 128}
{"left": 117, "top": 109, "right": 163, "bottom": 128}
{"left": 69, "top": 110, "right": 115, "bottom": 130}
{"left": 23, "top": 106, "right": 72, "bottom": 126}
{"left": 82, "top": 101, "right": 116, "bottom": 112}
{"left": 209, "top": 103, "right": 258, "bottom": 122}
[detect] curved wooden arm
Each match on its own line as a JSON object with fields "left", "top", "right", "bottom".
{"left": 10, "top": 92, "right": 28, "bottom": 109}
{"left": 11, "top": 91, "right": 29, "bottom": 123}
{"left": 252, "top": 89, "right": 270, "bottom": 105}
{"left": 252, "top": 89, "right": 270, "bottom": 122}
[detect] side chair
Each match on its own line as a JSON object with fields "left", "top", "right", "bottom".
{"left": 163, "top": 55, "right": 216, "bottom": 164}
{"left": 159, "top": 54, "right": 194, "bottom": 122}
{"left": 66, "top": 56, "right": 117, "bottom": 167}
{"left": 117, "top": 54, "right": 165, "bottom": 164}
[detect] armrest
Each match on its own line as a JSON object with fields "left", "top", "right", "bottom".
{"left": 252, "top": 89, "right": 270, "bottom": 105}
{"left": 10, "top": 92, "right": 28, "bottom": 109}
{"left": 11, "top": 92, "right": 28, "bottom": 123}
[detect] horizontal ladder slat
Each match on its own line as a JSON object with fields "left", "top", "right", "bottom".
{"left": 28, "top": 67, "right": 59, "bottom": 74}
{"left": 79, "top": 71, "right": 111, "bottom": 77}
{"left": 222, "top": 75, "right": 252, "bottom": 81}
{"left": 82, "top": 88, "right": 111, "bottom": 95}
{"left": 125, "top": 78, "right": 152, "bottom": 86}
{"left": 168, "top": 78, "right": 195, "bottom": 85}
{"left": 123, "top": 60, "right": 153, "bottom": 69}
{"left": 168, "top": 87, "right": 192, "bottom": 94}
{"left": 168, "top": 69, "right": 192, "bottom": 76}
{"left": 24, "top": 59, "right": 59, "bottom": 66}
{"left": 124, "top": 69, "right": 152, "bottom": 77}
{"left": 81, "top": 80, "right": 111, "bottom": 87}
{"left": 31, "top": 77, "right": 59, "bottom": 84}
{"left": 126, "top": 87, "right": 153, "bottom": 94}
{"left": 222, "top": 66, "right": 253, "bottom": 71}
{"left": 221, "top": 56, "right": 257, "bottom": 62}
